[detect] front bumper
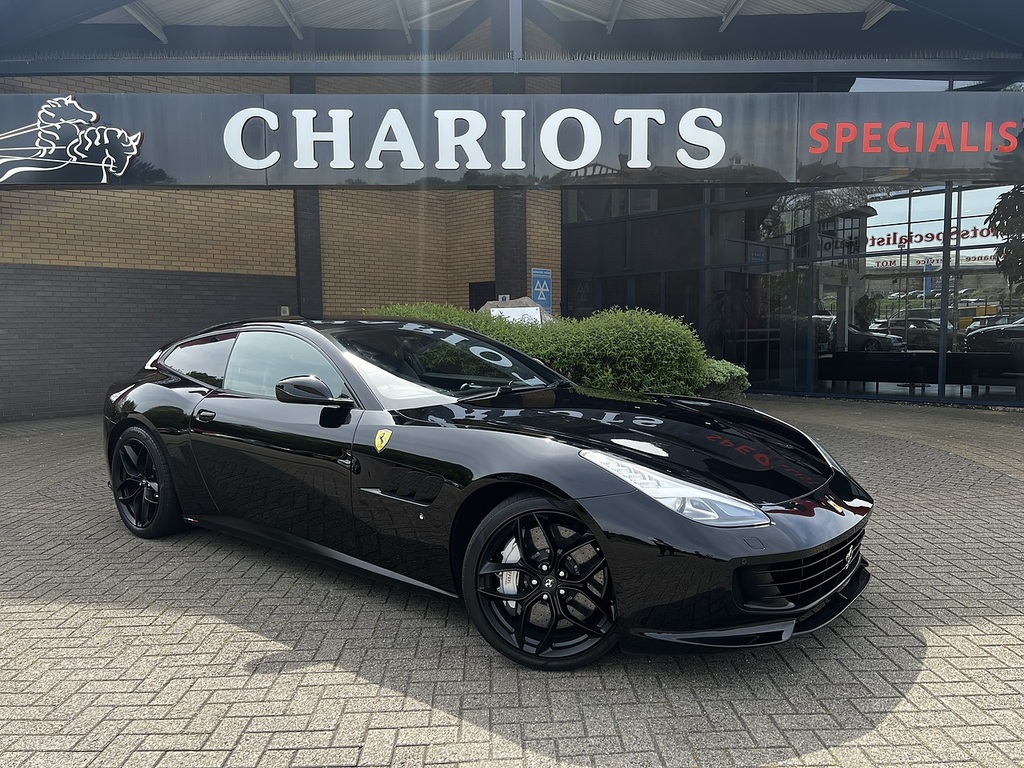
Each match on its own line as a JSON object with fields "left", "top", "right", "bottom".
{"left": 578, "top": 472, "right": 873, "bottom": 653}
{"left": 633, "top": 560, "right": 870, "bottom": 648}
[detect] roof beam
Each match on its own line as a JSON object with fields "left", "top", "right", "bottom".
{"left": 538, "top": 0, "right": 608, "bottom": 26}
{"left": 124, "top": 2, "right": 168, "bottom": 44}
{"left": 393, "top": 0, "right": 412, "bottom": 44}
{"left": 270, "top": 0, "right": 304, "bottom": 40}
{"left": 409, "top": 0, "right": 476, "bottom": 25}
{"left": 3, "top": 56, "right": 1020, "bottom": 78}
{"left": 862, "top": 0, "right": 895, "bottom": 31}
{"left": 719, "top": 0, "right": 747, "bottom": 33}
{"left": 606, "top": 0, "right": 625, "bottom": 34}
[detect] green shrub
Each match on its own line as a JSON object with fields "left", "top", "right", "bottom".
{"left": 542, "top": 308, "right": 708, "bottom": 396}
{"left": 699, "top": 358, "right": 750, "bottom": 401}
{"left": 368, "top": 303, "right": 748, "bottom": 398}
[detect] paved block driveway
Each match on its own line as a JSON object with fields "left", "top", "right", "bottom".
{"left": 1, "top": 396, "right": 1022, "bottom": 768}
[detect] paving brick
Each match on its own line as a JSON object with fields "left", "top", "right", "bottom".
{"left": 1, "top": 398, "right": 1024, "bottom": 767}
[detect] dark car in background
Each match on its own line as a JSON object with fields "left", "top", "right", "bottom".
{"left": 965, "top": 314, "right": 1024, "bottom": 335}
{"left": 965, "top": 316, "right": 1024, "bottom": 352}
{"left": 869, "top": 317, "right": 965, "bottom": 351}
{"left": 846, "top": 325, "right": 906, "bottom": 352}
{"left": 104, "top": 318, "right": 872, "bottom": 670}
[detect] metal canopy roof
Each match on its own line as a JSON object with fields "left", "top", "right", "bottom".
{"left": 0, "top": 0, "right": 1020, "bottom": 81}
{"left": 79, "top": 0, "right": 896, "bottom": 32}
{"left": 3, "top": 0, "right": 1017, "bottom": 45}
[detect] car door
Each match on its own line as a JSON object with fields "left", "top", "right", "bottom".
{"left": 188, "top": 329, "right": 363, "bottom": 555}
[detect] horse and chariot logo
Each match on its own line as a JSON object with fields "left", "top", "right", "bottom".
{"left": 0, "top": 95, "right": 142, "bottom": 184}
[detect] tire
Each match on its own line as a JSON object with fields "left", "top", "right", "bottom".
{"left": 862, "top": 339, "right": 881, "bottom": 352}
{"left": 461, "top": 493, "right": 617, "bottom": 670}
{"left": 110, "top": 425, "right": 185, "bottom": 539}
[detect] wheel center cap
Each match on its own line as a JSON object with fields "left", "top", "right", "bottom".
{"left": 543, "top": 577, "right": 556, "bottom": 589}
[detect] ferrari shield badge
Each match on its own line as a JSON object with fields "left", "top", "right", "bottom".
{"left": 374, "top": 429, "right": 393, "bottom": 453}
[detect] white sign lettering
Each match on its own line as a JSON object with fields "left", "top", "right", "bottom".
{"left": 221, "top": 103, "right": 729, "bottom": 176}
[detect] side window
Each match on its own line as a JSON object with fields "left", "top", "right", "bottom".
{"left": 162, "top": 333, "right": 237, "bottom": 387}
{"left": 224, "top": 331, "right": 347, "bottom": 399}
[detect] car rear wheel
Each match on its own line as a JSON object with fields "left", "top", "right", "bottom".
{"left": 862, "top": 339, "right": 881, "bottom": 352}
{"left": 111, "top": 426, "right": 185, "bottom": 539}
{"left": 462, "top": 493, "right": 617, "bottom": 670}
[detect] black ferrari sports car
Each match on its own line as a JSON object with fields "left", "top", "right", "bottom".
{"left": 104, "top": 318, "right": 872, "bottom": 669}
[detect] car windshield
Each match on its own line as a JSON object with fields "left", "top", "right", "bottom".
{"left": 317, "top": 320, "right": 563, "bottom": 409}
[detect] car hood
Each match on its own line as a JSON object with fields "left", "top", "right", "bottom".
{"left": 398, "top": 388, "right": 839, "bottom": 505}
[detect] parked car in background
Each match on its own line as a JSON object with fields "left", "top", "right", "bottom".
{"left": 965, "top": 316, "right": 1024, "bottom": 352}
{"left": 965, "top": 314, "right": 1023, "bottom": 334}
{"left": 869, "top": 317, "right": 965, "bottom": 351}
{"left": 846, "top": 325, "right": 906, "bottom": 352}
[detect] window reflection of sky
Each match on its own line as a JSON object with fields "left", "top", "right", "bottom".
{"left": 864, "top": 185, "right": 1010, "bottom": 256}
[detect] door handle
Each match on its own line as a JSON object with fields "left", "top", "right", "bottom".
{"left": 196, "top": 409, "right": 217, "bottom": 423}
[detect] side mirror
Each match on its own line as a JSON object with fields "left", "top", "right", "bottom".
{"left": 275, "top": 375, "right": 355, "bottom": 408}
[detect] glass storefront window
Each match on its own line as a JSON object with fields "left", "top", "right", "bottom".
{"left": 562, "top": 184, "right": 1024, "bottom": 405}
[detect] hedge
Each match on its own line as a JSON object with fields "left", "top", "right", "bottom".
{"left": 369, "top": 303, "right": 748, "bottom": 399}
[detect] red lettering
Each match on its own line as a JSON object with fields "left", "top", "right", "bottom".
{"left": 862, "top": 122, "right": 882, "bottom": 153}
{"left": 754, "top": 453, "right": 771, "bottom": 468}
{"left": 984, "top": 122, "right": 994, "bottom": 152}
{"left": 808, "top": 122, "right": 829, "bottom": 155}
{"left": 916, "top": 122, "right": 925, "bottom": 152}
{"left": 929, "top": 122, "right": 954, "bottom": 153}
{"left": 960, "top": 122, "right": 979, "bottom": 152}
{"left": 887, "top": 121, "right": 911, "bottom": 153}
{"left": 998, "top": 121, "right": 1020, "bottom": 152}
{"left": 736, "top": 444, "right": 753, "bottom": 455}
{"left": 835, "top": 122, "right": 858, "bottom": 153}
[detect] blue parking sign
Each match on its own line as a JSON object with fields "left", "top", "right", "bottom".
{"left": 531, "top": 268, "right": 552, "bottom": 313}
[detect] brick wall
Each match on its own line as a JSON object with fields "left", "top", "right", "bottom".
{"left": 444, "top": 191, "right": 495, "bottom": 306}
{"left": 0, "top": 188, "right": 294, "bottom": 274}
{"left": 0, "top": 55, "right": 566, "bottom": 419}
{"left": 319, "top": 189, "right": 496, "bottom": 314}
{"left": 0, "top": 264, "right": 297, "bottom": 420}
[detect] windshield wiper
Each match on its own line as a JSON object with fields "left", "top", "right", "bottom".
{"left": 456, "top": 380, "right": 571, "bottom": 403}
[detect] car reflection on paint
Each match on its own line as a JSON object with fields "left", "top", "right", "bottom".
{"left": 103, "top": 318, "right": 872, "bottom": 670}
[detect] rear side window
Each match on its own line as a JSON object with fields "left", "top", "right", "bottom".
{"left": 162, "top": 333, "right": 237, "bottom": 388}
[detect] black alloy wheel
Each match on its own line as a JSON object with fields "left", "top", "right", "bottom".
{"left": 862, "top": 339, "right": 881, "bottom": 352}
{"left": 111, "top": 426, "right": 184, "bottom": 539}
{"left": 462, "top": 493, "right": 617, "bottom": 670}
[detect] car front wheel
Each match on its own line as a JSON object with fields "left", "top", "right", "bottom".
{"left": 462, "top": 493, "right": 617, "bottom": 670}
{"left": 110, "top": 425, "right": 185, "bottom": 539}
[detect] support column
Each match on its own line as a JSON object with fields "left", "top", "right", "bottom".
{"left": 290, "top": 73, "right": 323, "bottom": 318}
{"left": 490, "top": 0, "right": 525, "bottom": 94}
{"left": 494, "top": 189, "right": 528, "bottom": 299}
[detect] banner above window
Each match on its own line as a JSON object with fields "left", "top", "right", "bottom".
{"left": 1, "top": 92, "right": 1022, "bottom": 187}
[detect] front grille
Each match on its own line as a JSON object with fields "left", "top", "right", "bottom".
{"left": 738, "top": 530, "right": 864, "bottom": 612}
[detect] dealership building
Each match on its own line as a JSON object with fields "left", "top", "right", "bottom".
{"left": 2, "top": 0, "right": 1023, "bottom": 420}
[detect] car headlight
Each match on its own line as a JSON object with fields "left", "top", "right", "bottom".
{"left": 579, "top": 450, "right": 770, "bottom": 528}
